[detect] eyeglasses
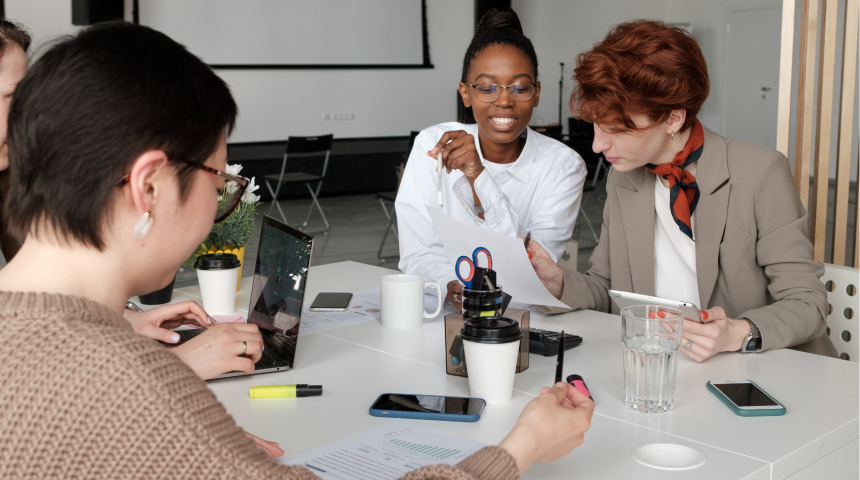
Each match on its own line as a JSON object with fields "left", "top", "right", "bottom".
{"left": 118, "top": 159, "right": 249, "bottom": 224}
{"left": 464, "top": 82, "right": 537, "bottom": 103}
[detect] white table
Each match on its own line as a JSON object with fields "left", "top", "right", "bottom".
{"left": 140, "top": 261, "right": 859, "bottom": 479}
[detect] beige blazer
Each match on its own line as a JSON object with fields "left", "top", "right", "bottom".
{"left": 543, "top": 127, "right": 837, "bottom": 357}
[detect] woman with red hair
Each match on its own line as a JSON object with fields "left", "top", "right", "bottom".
{"left": 527, "top": 20, "right": 836, "bottom": 360}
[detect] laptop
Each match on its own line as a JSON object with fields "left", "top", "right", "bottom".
{"left": 176, "top": 215, "right": 314, "bottom": 380}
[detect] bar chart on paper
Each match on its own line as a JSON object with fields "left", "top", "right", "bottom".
{"left": 386, "top": 438, "right": 465, "bottom": 460}
{"left": 283, "top": 421, "right": 485, "bottom": 480}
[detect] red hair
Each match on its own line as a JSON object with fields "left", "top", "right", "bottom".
{"left": 571, "top": 20, "right": 709, "bottom": 133}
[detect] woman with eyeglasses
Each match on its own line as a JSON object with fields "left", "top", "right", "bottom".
{"left": 0, "top": 19, "right": 249, "bottom": 383}
{"left": 526, "top": 20, "right": 836, "bottom": 360}
{"left": 0, "top": 22, "right": 593, "bottom": 478}
{"left": 396, "top": 9, "right": 586, "bottom": 309}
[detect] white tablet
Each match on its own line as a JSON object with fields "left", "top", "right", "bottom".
{"left": 608, "top": 290, "right": 702, "bottom": 322}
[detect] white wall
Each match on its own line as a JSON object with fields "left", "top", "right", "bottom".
{"left": 6, "top": 0, "right": 81, "bottom": 54}
{"left": 7, "top": 0, "right": 473, "bottom": 143}
{"left": 5, "top": 0, "right": 857, "bottom": 180}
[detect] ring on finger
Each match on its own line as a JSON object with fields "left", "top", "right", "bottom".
{"left": 684, "top": 340, "right": 693, "bottom": 351}
{"left": 243, "top": 341, "right": 247, "bottom": 355}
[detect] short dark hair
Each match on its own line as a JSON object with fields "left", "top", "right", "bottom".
{"left": 457, "top": 8, "right": 539, "bottom": 124}
{"left": 5, "top": 21, "right": 237, "bottom": 250}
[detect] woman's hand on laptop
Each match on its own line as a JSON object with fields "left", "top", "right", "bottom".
{"left": 524, "top": 240, "right": 564, "bottom": 300}
{"left": 171, "top": 323, "right": 264, "bottom": 380}
{"left": 123, "top": 301, "right": 212, "bottom": 344}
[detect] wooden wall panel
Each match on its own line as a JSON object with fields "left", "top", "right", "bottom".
{"left": 809, "top": 0, "right": 838, "bottom": 262}
{"left": 831, "top": 0, "right": 858, "bottom": 265}
{"left": 776, "top": 0, "right": 797, "bottom": 157}
{"left": 793, "top": 0, "right": 819, "bottom": 210}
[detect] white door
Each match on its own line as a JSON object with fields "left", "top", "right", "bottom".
{"left": 724, "top": 5, "right": 782, "bottom": 149}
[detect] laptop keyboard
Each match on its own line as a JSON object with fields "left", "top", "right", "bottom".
{"left": 174, "top": 328, "right": 292, "bottom": 370}
{"left": 266, "top": 332, "right": 297, "bottom": 353}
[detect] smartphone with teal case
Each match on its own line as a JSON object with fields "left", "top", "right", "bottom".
{"left": 707, "top": 380, "right": 786, "bottom": 416}
{"left": 369, "top": 394, "right": 485, "bottom": 422}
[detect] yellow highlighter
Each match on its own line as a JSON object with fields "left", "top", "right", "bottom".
{"left": 249, "top": 384, "right": 323, "bottom": 399}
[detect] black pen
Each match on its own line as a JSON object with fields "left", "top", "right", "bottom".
{"left": 555, "top": 330, "right": 565, "bottom": 383}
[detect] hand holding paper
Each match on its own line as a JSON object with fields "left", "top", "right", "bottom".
{"left": 426, "top": 207, "right": 569, "bottom": 308}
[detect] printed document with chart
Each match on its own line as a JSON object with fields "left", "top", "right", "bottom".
{"left": 281, "top": 421, "right": 485, "bottom": 480}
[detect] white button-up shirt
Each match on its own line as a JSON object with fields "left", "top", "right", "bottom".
{"left": 396, "top": 122, "right": 587, "bottom": 287}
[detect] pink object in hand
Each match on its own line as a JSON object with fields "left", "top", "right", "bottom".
{"left": 572, "top": 380, "right": 591, "bottom": 398}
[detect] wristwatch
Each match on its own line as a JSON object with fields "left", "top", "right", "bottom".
{"left": 740, "top": 319, "right": 762, "bottom": 352}
{"left": 474, "top": 205, "right": 484, "bottom": 215}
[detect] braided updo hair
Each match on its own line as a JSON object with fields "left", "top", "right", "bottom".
{"left": 458, "top": 8, "right": 538, "bottom": 124}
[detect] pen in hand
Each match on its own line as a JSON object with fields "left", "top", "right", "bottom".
{"left": 555, "top": 330, "right": 565, "bottom": 384}
{"left": 437, "top": 152, "right": 444, "bottom": 206}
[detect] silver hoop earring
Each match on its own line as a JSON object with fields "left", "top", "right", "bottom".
{"left": 132, "top": 212, "right": 154, "bottom": 240}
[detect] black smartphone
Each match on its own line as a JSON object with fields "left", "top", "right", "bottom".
{"left": 309, "top": 292, "right": 353, "bottom": 312}
{"left": 369, "top": 394, "right": 485, "bottom": 422}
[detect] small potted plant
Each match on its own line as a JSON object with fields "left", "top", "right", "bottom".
{"left": 190, "top": 164, "right": 260, "bottom": 292}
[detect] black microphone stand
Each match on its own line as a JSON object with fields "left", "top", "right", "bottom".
{"left": 558, "top": 62, "right": 564, "bottom": 128}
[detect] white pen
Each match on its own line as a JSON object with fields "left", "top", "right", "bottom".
{"left": 437, "top": 151, "right": 444, "bottom": 206}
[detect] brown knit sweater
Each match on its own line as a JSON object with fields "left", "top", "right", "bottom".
{"left": 0, "top": 292, "right": 519, "bottom": 480}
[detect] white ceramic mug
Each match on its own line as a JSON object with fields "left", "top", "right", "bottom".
{"left": 380, "top": 274, "right": 443, "bottom": 329}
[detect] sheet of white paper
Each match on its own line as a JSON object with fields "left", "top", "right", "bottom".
{"left": 426, "top": 207, "right": 569, "bottom": 308}
{"left": 282, "top": 420, "right": 485, "bottom": 480}
{"left": 299, "top": 288, "right": 382, "bottom": 335}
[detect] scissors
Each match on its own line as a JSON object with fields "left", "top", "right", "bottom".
{"left": 456, "top": 247, "right": 493, "bottom": 289}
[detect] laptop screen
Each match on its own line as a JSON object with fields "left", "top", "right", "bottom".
{"left": 247, "top": 216, "right": 313, "bottom": 362}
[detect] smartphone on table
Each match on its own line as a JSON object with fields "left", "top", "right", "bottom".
{"left": 707, "top": 380, "right": 786, "bottom": 416}
{"left": 609, "top": 290, "right": 702, "bottom": 322}
{"left": 309, "top": 292, "right": 353, "bottom": 312}
{"left": 369, "top": 394, "right": 486, "bottom": 422}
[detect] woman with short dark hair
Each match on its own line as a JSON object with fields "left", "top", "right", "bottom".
{"left": 527, "top": 20, "right": 836, "bottom": 360}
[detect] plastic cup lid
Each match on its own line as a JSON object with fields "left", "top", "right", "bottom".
{"left": 460, "top": 316, "right": 522, "bottom": 344}
{"left": 194, "top": 253, "right": 241, "bottom": 270}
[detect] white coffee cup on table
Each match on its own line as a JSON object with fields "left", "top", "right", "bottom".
{"left": 460, "top": 317, "right": 523, "bottom": 404}
{"left": 194, "top": 253, "right": 240, "bottom": 315}
{"left": 379, "top": 274, "right": 443, "bottom": 329}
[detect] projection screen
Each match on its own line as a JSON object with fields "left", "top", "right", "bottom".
{"left": 139, "top": 0, "right": 430, "bottom": 68}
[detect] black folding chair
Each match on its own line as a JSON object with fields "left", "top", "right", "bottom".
{"left": 264, "top": 135, "right": 334, "bottom": 233}
{"left": 376, "top": 131, "right": 419, "bottom": 261}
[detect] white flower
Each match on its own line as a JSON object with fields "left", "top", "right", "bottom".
{"left": 225, "top": 181, "right": 239, "bottom": 194}
{"left": 225, "top": 164, "right": 243, "bottom": 176}
{"left": 242, "top": 177, "right": 260, "bottom": 204}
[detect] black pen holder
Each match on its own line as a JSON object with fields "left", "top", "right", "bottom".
{"left": 461, "top": 286, "right": 504, "bottom": 319}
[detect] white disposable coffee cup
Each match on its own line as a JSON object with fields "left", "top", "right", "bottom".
{"left": 380, "top": 274, "right": 443, "bottom": 329}
{"left": 194, "top": 253, "right": 241, "bottom": 315}
{"left": 460, "top": 317, "right": 523, "bottom": 404}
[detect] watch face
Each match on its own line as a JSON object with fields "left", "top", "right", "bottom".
{"left": 744, "top": 336, "right": 762, "bottom": 352}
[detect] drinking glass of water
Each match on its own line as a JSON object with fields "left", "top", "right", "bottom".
{"left": 621, "top": 305, "right": 684, "bottom": 413}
